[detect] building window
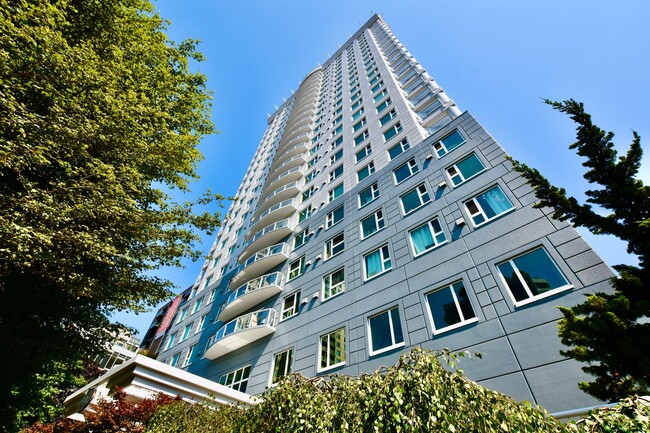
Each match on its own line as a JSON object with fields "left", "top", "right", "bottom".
{"left": 323, "top": 268, "right": 345, "bottom": 300}
{"left": 180, "top": 322, "right": 193, "bottom": 341}
{"left": 192, "top": 297, "right": 204, "bottom": 314}
{"left": 358, "top": 182, "right": 380, "bottom": 208}
{"left": 379, "top": 109, "right": 397, "bottom": 126}
{"left": 363, "top": 245, "right": 392, "bottom": 280}
{"left": 281, "top": 291, "right": 300, "bottom": 320}
{"left": 203, "top": 276, "right": 212, "bottom": 289}
{"left": 326, "top": 205, "right": 344, "bottom": 229}
{"left": 354, "top": 129, "right": 370, "bottom": 146}
{"left": 446, "top": 153, "right": 485, "bottom": 186}
{"left": 433, "top": 130, "right": 465, "bottom": 157}
{"left": 383, "top": 121, "right": 403, "bottom": 142}
{"left": 164, "top": 332, "right": 177, "bottom": 351}
{"left": 409, "top": 218, "right": 447, "bottom": 256}
{"left": 328, "top": 183, "right": 344, "bottom": 203}
{"left": 368, "top": 307, "right": 404, "bottom": 355}
{"left": 355, "top": 144, "right": 372, "bottom": 163}
{"left": 352, "top": 106, "right": 365, "bottom": 120}
{"left": 319, "top": 327, "right": 346, "bottom": 371}
{"left": 464, "top": 185, "right": 514, "bottom": 226}
{"left": 196, "top": 314, "right": 207, "bottom": 333}
{"left": 219, "top": 365, "right": 251, "bottom": 393}
{"left": 331, "top": 135, "right": 343, "bottom": 150}
{"left": 271, "top": 348, "right": 294, "bottom": 385}
{"left": 305, "top": 171, "right": 317, "bottom": 184}
{"left": 288, "top": 256, "right": 306, "bottom": 281}
{"left": 360, "top": 209, "right": 385, "bottom": 239}
{"left": 376, "top": 97, "right": 392, "bottom": 113}
{"left": 175, "top": 307, "right": 187, "bottom": 324}
{"left": 299, "top": 207, "right": 312, "bottom": 222}
{"left": 400, "top": 184, "right": 431, "bottom": 215}
{"left": 293, "top": 227, "right": 309, "bottom": 249}
{"left": 357, "top": 161, "right": 375, "bottom": 182}
{"left": 497, "top": 247, "right": 571, "bottom": 306}
{"left": 183, "top": 345, "right": 196, "bottom": 367}
{"left": 302, "top": 186, "right": 315, "bottom": 203}
{"left": 324, "top": 233, "right": 345, "bottom": 260}
{"left": 329, "top": 164, "right": 343, "bottom": 182}
{"left": 387, "top": 138, "right": 410, "bottom": 160}
{"left": 393, "top": 158, "right": 419, "bottom": 184}
{"left": 208, "top": 288, "right": 216, "bottom": 303}
{"left": 426, "top": 281, "right": 477, "bottom": 334}
{"left": 353, "top": 117, "right": 367, "bottom": 132}
{"left": 330, "top": 149, "right": 343, "bottom": 164}
{"left": 170, "top": 352, "right": 181, "bottom": 367}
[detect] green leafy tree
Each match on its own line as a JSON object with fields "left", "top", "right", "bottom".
{"left": 0, "top": 0, "right": 223, "bottom": 429}
{"left": 509, "top": 99, "right": 650, "bottom": 400}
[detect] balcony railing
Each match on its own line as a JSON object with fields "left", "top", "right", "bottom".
{"left": 218, "top": 273, "right": 284, "bottom": 322}
{"left": 204, "top": 309, "right": 278, "bottom": 360}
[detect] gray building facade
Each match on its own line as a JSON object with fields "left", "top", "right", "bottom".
{"left": 154, "top": 15, "right": 612, "bottom": 413}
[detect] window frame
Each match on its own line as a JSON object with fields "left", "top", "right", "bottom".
{"left": 360, "top": 209, "right": 386, "bottom": 240}
{"left": 425, "top": 281, "right": 479, "bottom": 335}
{"left": 358, "top": 182, "right": 380, "bottom": 208}
{"left": 328, "top": 182, "right": 344, "bottom": 203}
{"left": 355, "top": 144, "right": 372, "bottom": 163}
{"left": 324, "top": 232, "right": 345, "bottom": 261}
{"left": 287, "top": 256, "right": 306, "bottom": 281}
{"left": 496, "top": 247, "right": 573, "bottom": 307}
{"left": 463, "top": 185, "right": 515, "bottom": 227}
{"left": 400, "top": 183, "right": 431, "bottom": 215}
{"left": 270, "top": 348, "right": 294, "bottom": 386}
{"left": 318, "top": 327, "right": 346, "bottom": 372}
{"left": 219, "top": 365, "right": 252, "bottom": 393}
{"left": 326, "top": 205, "right": 345, "bottom": 229}
{"left": 367, "top": 307, "right": 405, "bottom": 356}
{"left": 433, "top": 129, "right": 466, "bottom": 158}
{"left": 363, "top": 244, "right": 392, "bottom": 281}
{"left": 446, "top": 153, "right": 486, "bottom": 187}
{"left": 280, "top": 291, "right": 301, "bottom": 321}
{"left": 392, "top": 158, "right": 419, "bottom": 184}
{"left": 357, "top": 161, "right": 376, "bottom": 183}
{"left": 322, "top": 267, "right": 346, "bottom": 301}
{"left": 387, "top": 138, "right": 410, "bottom": 161}
{"left": 408, "top": 217, "right": 448, "bottom": 257}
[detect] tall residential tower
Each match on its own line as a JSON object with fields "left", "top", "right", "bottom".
{"left": 151, "top": 15, "right": 612, "bottom": 413}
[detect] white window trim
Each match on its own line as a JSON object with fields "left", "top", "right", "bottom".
{"left": 317, "top": 327, "right": 346, "bottom": 372}
{"left": 269, "top": 348, "right": 294, "bottom": 387}
{"left": 393, "top": 158, "right": 419, "bottom": 185}
{"left": 182, "top": 345, "right": 195, "bottom": 367}
{"left": 408, "top": 218, "right": 448, "bottom": 257}
{"left": 387, "top": 138, "right": 410, "bottom": 161}
{"left": 326, "top": 205, "right": 344, "bottom": 230}
{"left": 280, "top": 291, "right": 301, "bottom": 321}
{"left": 287, "top": 256, "right": 305, "bottom": 281}
{"left": 367, "top": 307, "right": 405, "bottom": 356}
{"left": 425, "top": 282, "right": 479, "bottom": 335}
{"left": 400, "top": 184, "right": 431, "bottom": 215}
{"left": 328, "top": 182, "right": 344, "bottom": 203}
{"left": 445, "top": 153, "right": 486, "bottom": 187}
{"left": 360, "top": 209, "right": 385, "bottom": 240}
{"left": 362, "top": 245, "right": 392, "bottom": 281}
{"left": 358, "top": 183, "right": 380, "bottom": 209}
{"left": 496, "top": 248, "right": 573, "bottom": 308}
{"left": 322, "top": 268, "right": 346, "bottom": 301}
{"left": 464, "top": 185, "right": 515, "bottom": 227}
{"left": 434, "top": 129, "right": 466, "bottom": 158}
{"left": 324, "top": 233, "right": 345, "bottom": 261}
{"left": 357, "top": 161, "right": 375, "bottom": 183}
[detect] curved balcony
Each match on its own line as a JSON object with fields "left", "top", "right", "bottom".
{"left": 249, "top": 198, "right": 298, "bottom": 236}
{"left": 266, "top": 165, "right": 305, "bottom": 190}
{"left": 285, "top": 112, "right": 315, "bottom": 132}
{"left": 282, "top": 122, "right": 314, "bottom": 144}
{"left": 204, "top": 309, "right": 278, "bottom": 360}
{"left": 218, "top": 273, "right": 284, "bottom": 323}
{"left": 257, "top": 180, "right": 301, "bottom": 214}
{"left": 271, "top": 142, "right": 309, "bottom": 170}
{"left": 240, "top": 219, "right": 294, "bottom": 262}
{"left": 230, "top": 242, "right": 290, "bottom": 288}
{"left": 279, "top": 132, "right": 311, "bottom": 152}
{"left": 290, "top": 93, "right": 318, "bottom": 115}
{"left": 270, "top": 152, "right": 307, "bottom": 174}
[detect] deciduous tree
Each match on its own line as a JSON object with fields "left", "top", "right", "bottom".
{"left": 0, "top": 0, "right": 222, "bottom": 429}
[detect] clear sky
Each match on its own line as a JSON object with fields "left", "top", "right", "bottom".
{"left": 113, "top": 0, "right": 650, "bottom": 338}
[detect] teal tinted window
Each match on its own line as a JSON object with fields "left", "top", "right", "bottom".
{"left": 426, "top": 282, "right": 476, "bottom": 333}
{"left": 448, "top": 154, "right": 485, "bottom": 186}
{"left": 368, "top": 308, "right": 404, "bottom": 354}
{"left": 409, "top": 219, "right": 446, "bottom": 255}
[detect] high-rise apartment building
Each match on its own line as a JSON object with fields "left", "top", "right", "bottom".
{"left": 152, "top": 15, "right": 613, "bottom": 413}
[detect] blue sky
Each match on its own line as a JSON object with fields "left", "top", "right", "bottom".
{"left": 114, "top": 0, "right": 650, "bottom": 337}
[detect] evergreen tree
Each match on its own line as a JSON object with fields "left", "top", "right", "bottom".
{"left": 509, "top": 99, "right": 650, "bottom": 400}
{"left": 0, "top": 0, "right": 222, "bottom": 429}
